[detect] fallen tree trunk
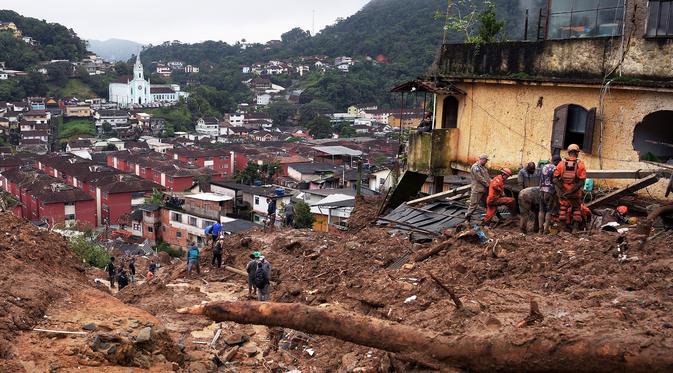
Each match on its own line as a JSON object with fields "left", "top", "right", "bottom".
{"left": 178, "top": 301, "right": 673, "bottom": 372}
{"left": 413, "top": 241, "right": 451, "bottom": 262}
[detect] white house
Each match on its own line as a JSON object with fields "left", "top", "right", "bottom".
{"left": 195, "top": 117, "right": 220, "bottom": 137}
{"left": 94, "top": 109, "right": 129, "bottom": 133}
{"left": 256, "top": 94, "right": 272, "bottom": 106}
{"left": 368, "top": 168, "right": 393, "bottom": 192}
{"left": 184, "top": 65, "right": 199, "bottom": 73}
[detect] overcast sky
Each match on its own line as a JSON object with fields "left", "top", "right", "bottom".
{"left": 3, "top": 0, "right": 371, "bottom": 44}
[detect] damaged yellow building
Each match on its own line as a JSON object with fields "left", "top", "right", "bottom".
{"left": 402, "top": 0, "right": 673, "bottom": 192}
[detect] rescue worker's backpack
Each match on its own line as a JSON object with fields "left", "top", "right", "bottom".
{"left": 254, "top": 266, "right": 268, "bottom": 289}
{"left": 561, "top": 159, "right": 578, "bottom": 184}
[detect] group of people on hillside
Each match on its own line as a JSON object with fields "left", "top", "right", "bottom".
{"left": 183, "top": 235, "right": 273, "bottom": 302}
{"left": 105, "top": 255, "right": 158, "bottom": 290}
{"left": 466, "top": 144, "right": 630, "bottom": 233}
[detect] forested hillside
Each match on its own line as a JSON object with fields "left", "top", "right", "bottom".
{"left": 0, "top": 10, "right": 88, "bottom": 69}
{"left": 140, "top": 0, "right": 534, "bottom": 112}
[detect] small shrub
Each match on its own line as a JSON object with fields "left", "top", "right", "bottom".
{"left": 69, "top": 235, "right": 109, "bottom": 268}
{"left": 293, "top": 201, "right": 315, "bottom": 229}
{"left": 154, "top": 240, "right": 182, "bottom": 258}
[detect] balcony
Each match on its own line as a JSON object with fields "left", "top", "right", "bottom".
{"left": 407, "top": 128, "right": 459, "bottom": 176}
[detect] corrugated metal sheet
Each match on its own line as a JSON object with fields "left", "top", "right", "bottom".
{"left": 377, "top": 201, "right": 472, "bottom": 234}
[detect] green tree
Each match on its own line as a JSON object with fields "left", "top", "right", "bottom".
{"left": 234, "top": 161, "right": 262, "bottom": 185}
{"left": 475, "top": 2, "right": 505, "bottom": 43}
{"left": 293, "top": 201, "right": 315, "bottom": 229}
{"left": 68, "top": 235, "right": 109, "bottom": 268}
{"left": 338, "top": 123, "right": 356, "bottom": 138}
{"left": 266, "top": 101, "right": 296, "bottom": 126}
{"left": 299, "top": 100, "right": 335, "bottom": 126}
{"left": 281, "top": 27, "right": 311, "bottom": 44}
{"left": 101, "top": 122, "right": 112, "bottom": 133}
{"left": 113, "top": 61, "right": 132, "bottom": 76}
{"left": 146, "top": 188, "right": 164, "bottom": 205}
{"left": 307, "top": 115, "right": 334, "bottom": 139}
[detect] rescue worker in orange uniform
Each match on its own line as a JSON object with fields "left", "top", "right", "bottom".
{"left": 553, "top": 144, "right": 587, "bottom": 233}
{"left": 484, "top": 168, "right": 516, "bottom": 224}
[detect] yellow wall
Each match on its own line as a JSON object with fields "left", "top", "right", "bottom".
{"left": 433, "top": 82, "right": 673, "bottom": 193}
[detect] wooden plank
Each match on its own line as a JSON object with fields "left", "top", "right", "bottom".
{"left": 587, "top": 174, "right": 660, "bottom": 209}
{"left": 33, "top": 328, "right": 88, "bottom": 335}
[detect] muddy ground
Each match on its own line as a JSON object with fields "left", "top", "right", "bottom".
{"left": 1, "top": 202, "right": 673, "bottom": 372}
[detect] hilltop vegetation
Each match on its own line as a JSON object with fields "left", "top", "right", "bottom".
{"left": 0, "top": 10, "right": 88, "bottom": 70}
{"left": 140, "top": 0, "right": 530, "bottom": 112}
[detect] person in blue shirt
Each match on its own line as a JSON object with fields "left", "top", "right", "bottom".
{"left": 186, "top": 241, "right": 200, "bottom": 278}
{"left": 204, "top": 223, "right": 222, "bottom": 248}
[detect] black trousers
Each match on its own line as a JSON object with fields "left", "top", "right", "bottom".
{"left": 212, "top": 252, "right": 222, "bottom": 268}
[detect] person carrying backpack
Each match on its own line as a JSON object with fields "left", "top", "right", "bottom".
{"left": 246, "top": 253, "right": 259, "bottom": 298}
{"left": 105, "top": 257, "right": 116, "bottom": 288}
{"left": 254, "top": 256, "right": 271, "bottom": 301}
{"left": 118, "top": 269, "right": 129, "bottom": 290}
{"left": 186, "top": 242, "right": 201, "bottom": 277}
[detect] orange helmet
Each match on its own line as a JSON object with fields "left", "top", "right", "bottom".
{"left": 501, "top": 168, "right": 513, "bottom": 177}
{"left": 616, "top": 205, "right": 628, "bottom": 215}
{"left": 567, "top": 144, "right": 581, "bottom": 153}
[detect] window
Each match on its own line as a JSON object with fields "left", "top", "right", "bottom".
{"left": 65, "top": 202, "right": 75, "bottom": 206}
{"left": 65, "top": 214, "right": 75, "bottom": 220}
{"left": 547, "top": 0, "right": 624, "bottom": 39}
{"left": 188, "top": 216, "right": 197, "bottom": 226}
{"left": 254, "top": 197, "right": 260, "bottom": 205}
{"left": 147, "top": 226, "right": 154, "bottom": 233}
{"left": 176, "top": 231, "right": 182, "bottom": 238}
{"left": 202, "top": 220, "right": 216, "bottom": 228}
{"left": 171, "top": 212, "right": 182, "bottom": 222}
{"left": 646, "top": 0, "right": 673, "bottom": 37}
{"left": 551, "top": 104, "right": 597, "bottom": 155}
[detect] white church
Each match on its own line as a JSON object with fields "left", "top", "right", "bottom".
{"left": 108, "top": 53, "right": 184, "bottom": 108}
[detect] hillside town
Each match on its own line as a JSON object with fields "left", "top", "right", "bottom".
{"left": 1, "top": 0, "right": 673, "bottom": 372}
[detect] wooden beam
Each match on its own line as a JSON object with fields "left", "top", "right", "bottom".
{"left": 587, "top": 174, "right": 660, "bottom": 209}
{"left": 585, "top": 169, "right": 662, "bottom": 179}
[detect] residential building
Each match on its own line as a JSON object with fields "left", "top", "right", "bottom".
{"left": 94, "top": 109, "right": 129, "bottom": 133}
{"left": 64, "top": 103, "right": 92, "bottom": 118}
{"left": 128, "top": 204, "right": 161, "bottom": 243}
{"left": 150, "top": 86, "right": 179, "bottom": 103}
{"left": 161, "top": 192, "right": 234, "bottom": 247}
{"left": 256, "top": 93, "right": 272, "bottom": 106}
{"left": 210, "top": 181, "right": 294, "bottom": 225}
{"left": 0, "top": 166, "right": 96, "bottom": 227}
{"left": 156, "top": 64, "right": 171, "bottom": 77}
{"left": 184, "top": 65, "right": 199, "bottom": 73}
{"left": 35, "top": 154, "right": 160, "bottom": 226}
{"left": 22, "top": 110, "right": 50, "bottom": 124}
{"left": 195, "top": 117, "right": 220, "bottom": 137}
{"left": 400, "top": 0, "right": 673, "bottom": 194}
{"left": 168, "top": 147, "right": 238, "bottom": 175}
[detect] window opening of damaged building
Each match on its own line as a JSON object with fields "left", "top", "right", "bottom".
{"left": 442, "top": 96, "right": 459, "bottom": 129}
{"left": 547, "top": 0, "right": 624, "bottom": 39}
{"left": 551, "top": 104, "right": 597, "bottom": 156}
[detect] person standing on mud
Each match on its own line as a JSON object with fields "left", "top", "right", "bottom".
{"left": 186, "top": 241, "right": 201, "bottom": 277}
{"left": 105, "top": 256, "right": 116, "bottom": 288}
{"left": 553, "top": 144, "right": 587, "bottom": 233}
{"left": 128, "top": 257, "right": 136, "bottom": 283}
{"left": 466, "top": 154, "right": 491, "bottom": 222}
{"left": 254, "top": 256, "right": 271, "bottom": 301}
{"left": 212, "top": 237, "right": 224, "bottom": 268}
{"left": 284, "top": 200, "right": 295, "bottom": 228}
{"left": 246, "top": 253, "right": 259, "bottom": 298}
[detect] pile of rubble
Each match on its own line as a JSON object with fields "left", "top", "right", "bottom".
{"left": 2, "top": 191, "right": 673, "bottom": 371}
